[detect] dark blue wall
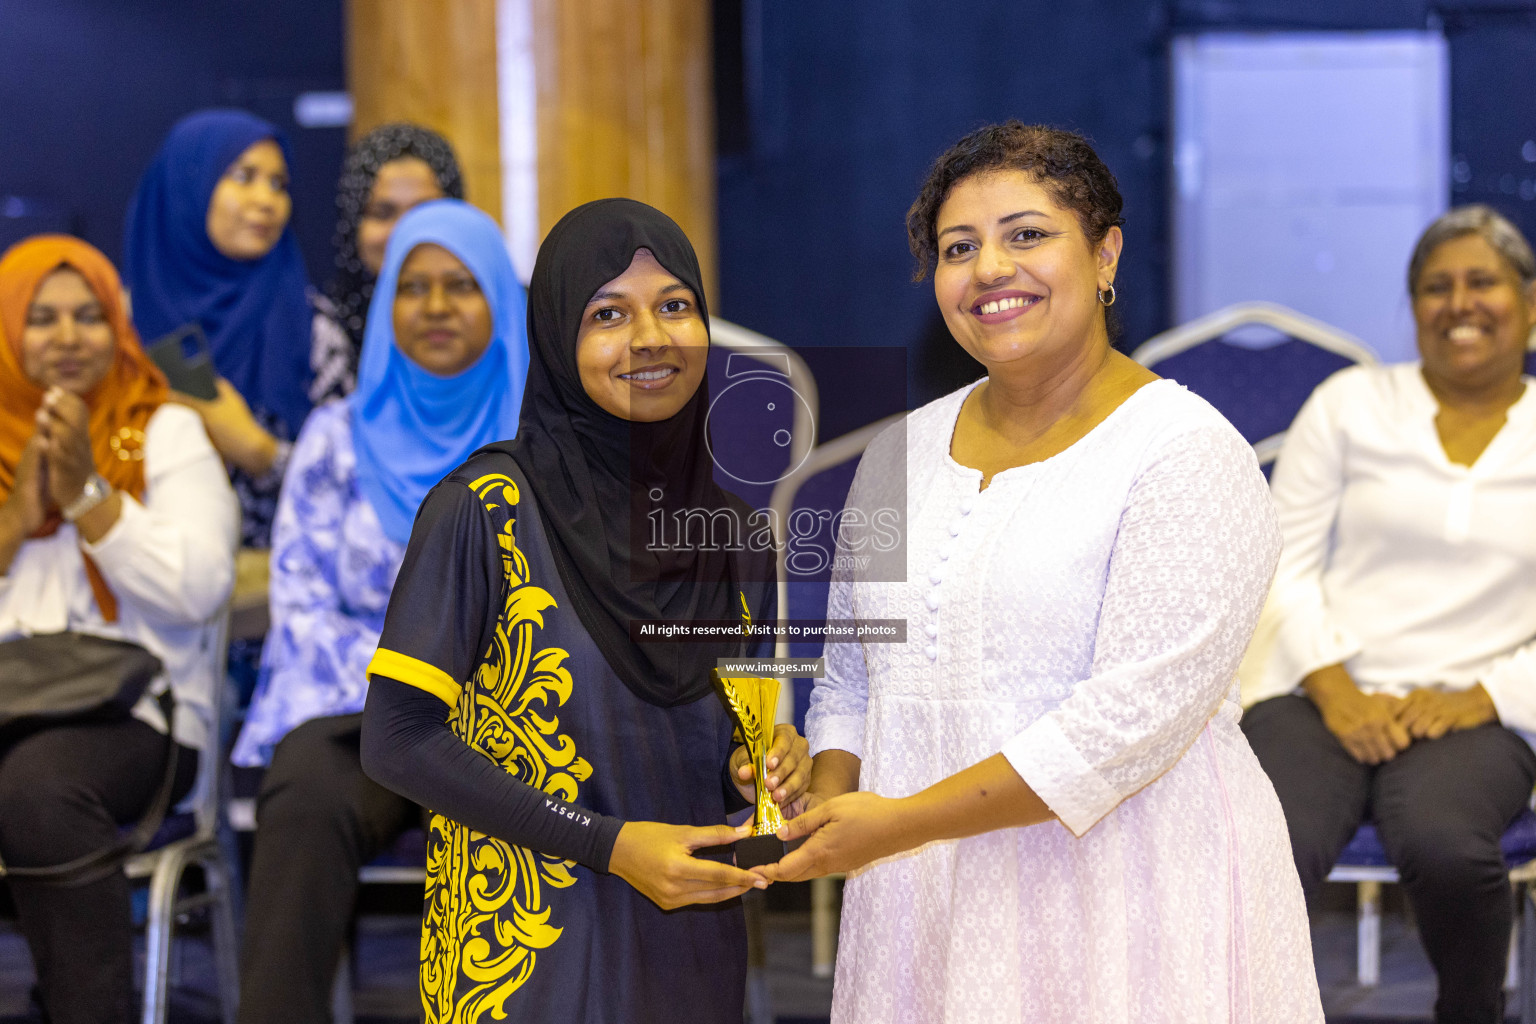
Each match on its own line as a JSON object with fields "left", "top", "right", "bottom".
{"left": 0, "top": 0, "right": 347, "bottom": 283}
{"left": 715, "top": 0, "right": 1536, "bottom": 409}
{"left": 5, "top": 0, "right": 1534, "bottom": 402}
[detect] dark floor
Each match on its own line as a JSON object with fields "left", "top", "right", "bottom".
{"left": 0, "top": 893, "right": 1519, "bottom": 1022}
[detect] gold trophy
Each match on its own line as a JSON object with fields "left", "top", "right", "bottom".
{"left": 712, "top": 670, "right": 788, "bottom": 868}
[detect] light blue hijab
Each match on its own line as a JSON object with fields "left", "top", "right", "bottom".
{"left": 349, "top": 199, "right": 528, "bottom": 544}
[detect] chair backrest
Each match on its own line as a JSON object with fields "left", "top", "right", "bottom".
{"left": 1131, "top": 301, "right": 1378, "bottom": 470}
{"left": 188, "top": 604, "right": 233, "bottom": 838}
{"left": 125, "top": 601, "right": 232, "bottom": 860}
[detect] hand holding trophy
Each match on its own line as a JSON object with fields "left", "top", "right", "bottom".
{"left": 713, "top": 669, "right": 804, "bottom": 868}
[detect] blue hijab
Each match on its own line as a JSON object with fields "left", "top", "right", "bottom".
{"left": 123, "top": 109, "right": 312, "bottom": 437}
{"left": 350, "top": 199, "right": 529, "bottom": 545}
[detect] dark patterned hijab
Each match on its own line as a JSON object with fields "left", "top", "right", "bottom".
{"left": 326, "top": 123, "right": 464, "bottom": 348}
{"left": 492, "top": 198, "right": 769, "bottom": 707}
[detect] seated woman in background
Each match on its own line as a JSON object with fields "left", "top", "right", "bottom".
{"left": 124, "top": 108, "right": 315, "bottom": 548}
{"left": 230, "top": 199, "right": 528, "bottom": 1024}
{"left": 0, "top": 236, "right": 237, "bottom": 1024}
{"left": 360, "top": 198, "right": 810, "bottom": 1023}
{"left": 310, "top": 122, "right": 465, "bottom": 403}
{"left": 1241, "top": 204, "right": 1536, "bottom": 1024}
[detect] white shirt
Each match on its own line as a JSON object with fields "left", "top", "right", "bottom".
{"left": 0, "top": 404, "right": 239, "bottom": 752}
{"left": 1239, "top": 363, "right": 1536, "bottom": 737}
{"left": 807, "top": 380, "right": 1321, "bottom": 1024}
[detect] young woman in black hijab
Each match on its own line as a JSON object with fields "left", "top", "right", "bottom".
{"left": 310, "top": 122, "right": 465, "bottom": 403}
{"left": 360, "top": 198, "right": 809, "bottom": 1024}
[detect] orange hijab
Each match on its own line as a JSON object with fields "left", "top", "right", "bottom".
{"left": 0, "top": 235, "right": 170, "bottom": 621}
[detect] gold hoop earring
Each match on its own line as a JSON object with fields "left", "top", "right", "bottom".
{"left": 1097, "top": 283, "right": 1117, "bottom": 307}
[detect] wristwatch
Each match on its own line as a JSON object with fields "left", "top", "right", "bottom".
{"left": 62, "top": 473, "right": 112, "bottom": 522}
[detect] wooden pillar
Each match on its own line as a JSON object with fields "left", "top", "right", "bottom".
{"left": 346, "top": 0, "right": 503, "bottom": 224}
{"left": 346, "top": 0, "right": 716, "bottom": 292}
{"left": 531, "top": 0, "right": 717, "bottom": 295}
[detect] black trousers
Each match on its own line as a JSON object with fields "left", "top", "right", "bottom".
{"left": 0, "top": 717, "right": 198, "bottom": 1024}
{"left": 237, "top": 713, "right": 419, "bottom": 1024}
{"left": 1243, "top": 694, "right": 1536, "bottom": 1024}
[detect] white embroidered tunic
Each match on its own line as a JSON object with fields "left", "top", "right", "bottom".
{"left": 806, "top": 379, "right": 1322, "bottom": 1024}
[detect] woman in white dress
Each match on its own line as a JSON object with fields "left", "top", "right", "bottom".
{"left": 764, "top": 122, "right": 1323, "bottom": 1023}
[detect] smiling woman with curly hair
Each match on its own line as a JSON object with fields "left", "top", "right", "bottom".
{"left": 766, "top": 122, "right": 1322, "bottom": 1024}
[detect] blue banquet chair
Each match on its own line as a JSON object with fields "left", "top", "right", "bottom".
{"left": 131, "top": 603, "right": 241, "bottom": 1024}
{"left": 1326, "top": 810, "right": 1536, "bottom": 1018}
{"left": 1130, "top": 301, "right": 1377, "bottom": 471}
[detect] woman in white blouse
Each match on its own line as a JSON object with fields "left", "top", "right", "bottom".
{"left": 763, "top": 122, "right": 1321, "bottom": 1023}
{"left": 1240, "top": 205, "right": 1536, "bottom": 1024}
{"left": 0, "top": 236, "right": 237, "bottom": 1024}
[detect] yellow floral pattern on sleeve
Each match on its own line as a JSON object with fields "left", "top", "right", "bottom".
{"left": 419, "top": 472, "right": 588, "bottom": 1024}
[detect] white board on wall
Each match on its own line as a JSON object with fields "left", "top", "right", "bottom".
{"left": 1172, "top": 32, "right": 1448, "bottom": 362}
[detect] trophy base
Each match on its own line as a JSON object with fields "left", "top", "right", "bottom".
{"left": 734, "top": 833, "right": 788, "bottom": 870}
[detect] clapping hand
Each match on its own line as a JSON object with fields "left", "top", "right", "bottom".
{"left": 0, "top": 436, "right": 49, "bottom": 536}
{"left": 34, "top": 387, "right": 95, "bottom": 510}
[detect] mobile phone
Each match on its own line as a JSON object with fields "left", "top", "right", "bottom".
{"left": 146, "top": 323, "right": 219, "bottom": 401}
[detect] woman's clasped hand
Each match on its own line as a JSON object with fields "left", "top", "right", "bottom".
{"left": 1395, "top": 684, "right": 1500, "bottom": 740}
{"left": 1305, "top": 663, "right": 1499, "bottom": 764}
